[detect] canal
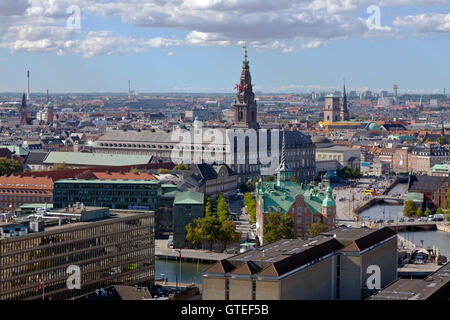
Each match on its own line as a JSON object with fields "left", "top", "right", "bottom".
{"left": 359, "top": 183, "right": 450, "bottom": 258}
{"left": 155, "top": 258, "right": 213, "bottom": 284}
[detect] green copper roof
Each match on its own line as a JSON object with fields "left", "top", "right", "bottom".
{"left": 368, "top": 123, "right": 381, "bottom": 131}
{"left": 258, "top": 181, "right": 333, "bottom": 215}
{"left": 43, "top": 152, "right": 152, "bottom": 167}
{"left": 322, "top": 186, "right": 336, "bottom": 207}
{"left": 431, "top": 164, "right": 450, "bottom": 173}
{"left": 173, "top": 191, "right": 204, "bottom": 205}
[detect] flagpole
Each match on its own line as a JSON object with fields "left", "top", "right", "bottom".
{"left": 179, "top": 249, "right": 182, "bottom": 288}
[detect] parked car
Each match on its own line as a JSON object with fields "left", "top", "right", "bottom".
{"left": 418, "top": 217, "right": 428, "bottom": 222}
{"left": 387, "top": 219, "right": 394, "bottom": 224}
{"left": 408, "top": 218, "right": 415, "bottom": 222}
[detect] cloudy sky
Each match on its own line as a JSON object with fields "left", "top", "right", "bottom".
{"left": 0, "top": 0, "right": 449, "bottom": 94}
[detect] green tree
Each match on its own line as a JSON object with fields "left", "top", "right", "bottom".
{"left": 437, "top": 136, "right": 447, "bottom": 145}
{"left": 416, "top": 208, "right": 423, "bottom": 217}
{"left": 157, "top": 168, "right": 169, "bottom": 174}
{"left": 308, "top": 220, "right": 328, "bottom": 238}
{"left": 244, "top": 192, "right": 257, "bottom": 223}
{"left": 185, "top": 222, "right": 202, "bottom": 248}
{"left": 174, "top": 163, "right": 190, "bottom": 170}
{"left": 263, "top": 212, "right": 294, "bottom": 244}
{"left": 216, "top": 194, "right": 229, "bottom": 222}
{"left": 204, "top": 197, "right": 213, "bottom": 217}
{"left": 50, "top": 162, "right": 68, "bottom": 171}
{"left": 424, "top": 208, "right": 433, "bottom": 217}
{"left": 436, "top": 207, "right": 444, "bottom": 215}
{"left": 217, "top": 220, "right": 241, "bottom": 251}
{"left": 446, "top": 189, "right": 450, "bottom": 209}
{"left": 446, "top": 212, "right": 450, "bottom": 222}
{"left": 197, "top": 215, "right": 220, "bottom": 251}
{"left": 403, "top": 200, "right": 417, "bottom": 217}
{"left": 0, "top": 158, "right": 23, "bottom": 176}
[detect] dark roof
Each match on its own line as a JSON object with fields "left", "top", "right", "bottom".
{"left": 205, "top": 227, "right": 396, "bottom": 279}
{"left": 194, "top": 163, "right": 219, "bottom": 180}
{"left": 24, "top": 151, "right": 49, "bottom": 165}
{"left": 341, "top": 227, "right": 397, "bottom": 252}
{"left": 369, "top": 262, "right": 450, "bottom": 300}
{"left": 381, "top": 123, "right": 406, "bottom": 131}
{"left": 408, "top": 175, "right": 447, "bottom": 193}
{"left": 259, "top": 239, "right": 343, "bottom": 277}
{"left": 231, "top": 261, "right": 261, "bottom": 275}
{"left": 0, "top": 148, "right": 14, "bottom": 159}
{"left": 204, "top": 259, "right": 236, "bottom": 274}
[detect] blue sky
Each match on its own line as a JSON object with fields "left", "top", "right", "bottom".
{"left": 0, "top": 0, "right": 449, "bottom": 94}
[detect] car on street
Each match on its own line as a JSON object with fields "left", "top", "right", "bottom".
{"left": 407, "top": 218, "right": 415, "bottom": 222}
{"left": 418, "top": 217, "right": 428, "bottom": 222}
{"left": 387, "top": 219, "right": 394, "bottom": 223}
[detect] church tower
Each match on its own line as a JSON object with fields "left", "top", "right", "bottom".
{"left": 20, "top": 93, "right": 28, "bottom": 126}
{"left": 276, "top": 131, "right": 291, "bottom": 186}
{"left": 340, "top": 82, "right": 349, "bottom": 121}
{"left": 323, "top": 94, "right": 340, "bottom": 123}
{"left": 233, "top": 46, "right": 258, "bottom": 130}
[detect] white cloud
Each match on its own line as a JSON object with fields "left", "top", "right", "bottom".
{"left": 0, "top": 0, "right": 447, "bottom": 57}
{"left": 393, "top": 13, "right": 450, "bottom": 33}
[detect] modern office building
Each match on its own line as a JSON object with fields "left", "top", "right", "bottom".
{"left": 0, "top": 207, "right": 155, "bottom": 300}
{"left": 52, "top": 179, "right": 161, "bottom": 210}
{"left": 202, "top": 227, "right": 397, "bottom": 300}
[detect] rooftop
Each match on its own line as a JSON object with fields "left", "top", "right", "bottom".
{"left": 54, "top": 178, "right": 160, "bottom": 185}
{"left": 205, "top": 227, "right": 397, "bottom": 278}
{"left": 258, "top": 181, "right": 333, "bottom": 215}
{"left": 369, "top": 262, "right": 450, "bottom": 300}
{"left": 173, "top": 191, "right": 204, "bottom": 205}
{"left": 43, "top": 152, "right": 152, "bottom": 167}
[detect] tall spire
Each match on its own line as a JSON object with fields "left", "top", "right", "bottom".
{"left": 276, "top": 131, "right": 291, "bottom": 186}
{"left": 243, "top": 43, "right": 249, "bottom": 66}
{"left": 279, "top": 131, "right": 287, "bottom": 171}
{"left": 340, "top": 79, "right": 349, "bottom": 121}
{"left": 233, "top": 45, "right": 258, "bottom": 130}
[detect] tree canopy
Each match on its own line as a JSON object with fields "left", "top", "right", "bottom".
{"left": 244, "top": 192, "right": 257, "bottom": 223}
{"left": 403, "top": 200, "right": 417, "bottom": 217}
{"left": 263, "top": 212, "right": 294, "bottom": 244}
{"left": 308, "top": 220, "right": 328, "bottom": 238}
{"left": 50, "top": 162, "right": 68, "bottom": 171}
{"left": 0, "top": 158, "right": 23, "bottom": 176}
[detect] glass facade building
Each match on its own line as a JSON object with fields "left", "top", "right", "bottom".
{"left": 53, "top": 179, "right": 161, "bottom": 210}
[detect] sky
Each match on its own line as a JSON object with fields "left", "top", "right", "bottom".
{"left": 0, "top": 0, "right": 449, "bottom": 94}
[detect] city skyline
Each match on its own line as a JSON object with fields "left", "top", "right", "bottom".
{"left": 0, "top": 1, "right": 449, "bottom": 94}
